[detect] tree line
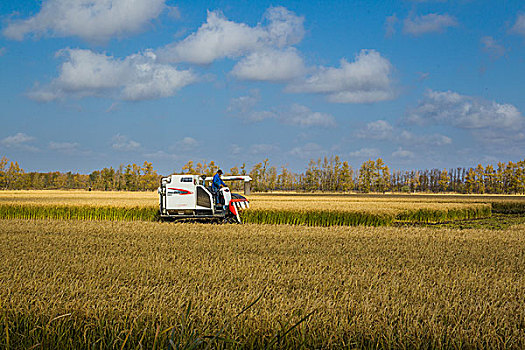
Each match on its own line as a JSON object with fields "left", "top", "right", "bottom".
{"left": 1, "top": 155, "right": 525, "bottom": 194}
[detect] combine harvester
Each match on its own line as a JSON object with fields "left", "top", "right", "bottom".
{"left": 158, "top": 174, "right": 251, "bottom": 223}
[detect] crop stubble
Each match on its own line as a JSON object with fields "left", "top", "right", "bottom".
{"left": 1, "top": 219, "right": 525, "bottom": 348}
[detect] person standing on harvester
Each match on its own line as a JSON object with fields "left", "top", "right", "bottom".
{"left": 212, "top": 169, "right": 227, "bottom": 204}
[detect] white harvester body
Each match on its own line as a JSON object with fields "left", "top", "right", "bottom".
{"left": 158, "top": 174, "right": 251, "bottom": 222}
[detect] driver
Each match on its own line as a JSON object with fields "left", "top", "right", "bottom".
{"left": 212, "top": 169, "right": 227, "bottom": 204}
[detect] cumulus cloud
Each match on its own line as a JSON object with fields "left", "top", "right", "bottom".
{"left": 2, "top": 0, "right": 167, "bottom": 42}
{"left": 228, "top": 94, "right": 335, "bottom": 127}
{"left": 1, "top": 133, "right": 38, "bottom": 152}
{"left": 48, "top": 141, "right": 91, "bottom": 155}
{"left": 249, "top": 143, "right": 279, "bottom": 155}
{"left": 286, "top": 49, "right": 395, "bottom": 103}
{"left": 384, "top": 15, "right": 398, "bottom": 38}
{"left": 392, "top": 147, "right": 415, "bottom": 159}
{"left": 280, "top": 104, "right": 336, "bottom": 127}
{"left": 399, "top": 130, "right": 452, "bottom": 146}
{"left": 142, "top": 150, "right": 178, "bottom": 160}
{"left": 28, "top": 49, "right": 196, "bottom": 101}
{"left": 176, "top": 137, "right": 198, "bottom": 150}
{"left": 357, "top": 120, "right": 394, "bottom": 139}
{"left": 356, "top": 119, "right": 452, "bottom": 149}
{"left": 403, "top": 13, "right": 457, "bottom": 36}
{"left": 227, "top": 94, "right": 259, "bottom": 114}
{"left": 227, "top": 94, "right": 277, "bottom": 122}
{"left": 157, "top": 7, "right": 304, "bottom": 65}
{"left": 348, "top": 148, "right": 379, "bottom": 158}
{"left": 405, "top": 90, "right": 524, "bottom": 129}
{"left": 231, "top": 48, "right": 306, "bottom": 81}
{"left": 481, "top": 36, "right": 505, "bottom": 59}
{"left": 111, "top": 134, "right": 140, "bottom": 151}
{"left": 2, "top": 133, "right": 34, "bottom": 146}
{"left": 289, "top": 142, "right": 324, "bottom": 159}
{"left": 49, "top": 141, "right": 79, "bottom": 153}
{"left": 511, "top": 14, "right": 525, "bottom": 37}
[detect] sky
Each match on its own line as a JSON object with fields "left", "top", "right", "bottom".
{"left": 0, "top": 0, "right": 524, "bottom": 175}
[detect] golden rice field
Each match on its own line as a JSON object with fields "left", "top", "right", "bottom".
{"left": 2, "top": 190, "right": 524, "bottom": 226}
{"left": 1, "top": 219, "right": 525, "bottom": 349}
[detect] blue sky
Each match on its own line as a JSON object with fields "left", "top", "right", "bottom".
{"left": 1, "top": 0, "right": 524, "bottom": 174}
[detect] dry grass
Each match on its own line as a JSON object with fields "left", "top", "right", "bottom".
{"left": 1, "top": 219, "right": 525, "bottom": 348}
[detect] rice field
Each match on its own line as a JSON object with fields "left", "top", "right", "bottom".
{"left": 1, "top": 219, "right": 525, "bottom": 349}
{"left": 1, "top": 190, "right": 521, "bottom": 226}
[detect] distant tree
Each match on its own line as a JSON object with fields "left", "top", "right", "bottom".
{"left": 0, "top": 156, "right": 8, "bottom": 189}
{"left": 375, "top": 158, "right": 390, "bottom": 193}
{"left": 182, "top": 161, "right": 196, "bottom": 174}
{"left": 339, "top": 161, "right": 354, "bottom": 192}
{"left": 475, "top": 164, "right": 485, "bottom": 194}
{"left": 465, "top": 168, "right": 476, "bottom": 194}
{"left": 484, "top": 165, "right": 495, "bottom": 193}
{"left": 5, "top": 161, "right": 24, "bottom": 190}
{"left": 438, "top": 169, "right": 450, "bottom": 192}
{"left": 358, "top": 159, "right": 375, "bottom": 193}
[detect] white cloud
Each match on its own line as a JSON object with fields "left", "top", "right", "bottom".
{"left": 157, "top": 7, "right": 304, "bottom": 65}
{"left": 230, "top": 144, "right": 242, "bottom": 156}
{"left": 392, "top": 147, "right": 415, "bottom": 159}
{"left": 286, "top": 49, "right": 395, "bottom": 103}
{"left": 111, "top": 134, "right": 140, "bottom": 151}
{"left": 3, "top": 0, "right": 167, "bottom": 42}
{"left": 48, "top": 141, "right": 91, "bottom": 155}
{"left": 280, "top": 104, "right": 336, "bottom": 127}
{"left": 511, "top": 14, "right": 525, "bottom": 37}
{"left": 289, "top": 142, "right": 324, "bottom": 159}
{"left": 406, "top": 90, "right": 524, "bottom": 129}
{"left": 357, "top": 120, "right": 393, "bottom": 139}
{"left": 2, "top": 133, "right": 34, "bottom": 146}
{"left": 228, "top": 94, "right": 335, "bottom": 127}
{"left": 398, "top": 130, "right": 452, "bottom": 146}
{"left": 49, "top": 141, "right": 80, "bottom": 153}
{"left": 1, "top": 133, "right": 38, "bottom": 152}
{"left": 403, "top": 13, "right": 457, "bottom": 36}
{"left": 348, "top": 148, "right": 379, "bottom": 158}
{"left": 227, "top": 94, "right": 277, "bottom": 122}
{"left": 0, "top": 47, "right": 6, "bottom": 56}
{"left": 385, "top": 15, "right": 398, "bottom": 38}
{"left": 231, "top": 48, "right": 306, "bottom": 81}
{"left": 142, "top": 150, "right": 177, "bottom": 160}
{"left": 250, "top": 143, "right": 279, "bottom": 155}
{"left": 481, "top": 36, "right": 505, "bottom": 58}
{"left": 29, "top": 49, "right": 196, "bottom": 101}
{"left": 176, "top": 137, "right": 198, "bottom": 149}
{"left": 356, "top": 119, "right": 453, "bottom": 149}
{"left": 227, "top": 94, "right": 259, "bottom": 115}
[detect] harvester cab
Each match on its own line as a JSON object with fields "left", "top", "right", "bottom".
{"left": 158, "top": 174, "right": 252, "bottom": 223}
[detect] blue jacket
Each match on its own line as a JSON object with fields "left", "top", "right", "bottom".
{"left": 212, "top": 173, "right": 226, "bottom": 191}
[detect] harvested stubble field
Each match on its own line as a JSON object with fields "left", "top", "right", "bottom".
{"left": 2, "top": 190, "right": 522, "bottom": 226}
{"left": 1, "top": 219, "right": 525, "bottom": 349}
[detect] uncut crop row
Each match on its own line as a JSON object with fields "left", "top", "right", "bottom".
{"left": 0, "top": 202, "right": 492, "bottom": 226}
{"left": 0, "top": 204, "right": 158, "bottom": 222}
{"left": 243, "top": 204, "right": 491, "bottom": 226}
